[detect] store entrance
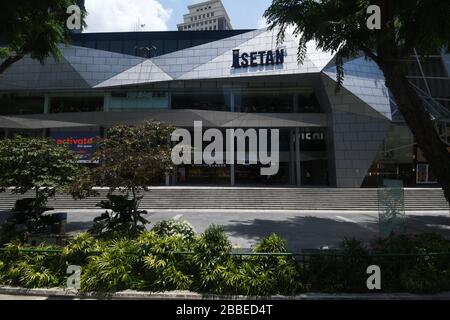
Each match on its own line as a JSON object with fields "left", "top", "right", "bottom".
{"left": 235, "top": 163, "right": 291, "bottom": 186}
{"left": 177, "top": 165, "right": 231, "bottom": 185}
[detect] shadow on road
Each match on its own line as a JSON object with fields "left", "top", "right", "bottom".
{"left": 223, "top": 214, "right": 450, "bottom": 251}
{"left": 223, "top": 216, "right": 378, "bottom": 251}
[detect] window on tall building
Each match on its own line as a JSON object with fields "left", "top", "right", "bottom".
{"left": 0, "top": 95, "right": 44, "bottom": 115}
{"left": 50, "top": 97, "right": 103, "bottom": 113}
{"left": 172, "top": 92, "right": 230, "bottom": 111}
{"left": 239, "top": 91, "right": 322, "bottom": 113}
{"left": 241, "top": 92, "right": 294, "bottom": 113}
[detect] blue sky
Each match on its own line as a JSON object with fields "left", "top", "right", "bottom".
{"left": 84, "top": 0, "right": 272, "bottom": 33}
{"left": 161, "top": 0, "right": 272, "bottom": 30}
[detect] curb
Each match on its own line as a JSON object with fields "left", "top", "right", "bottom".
{"left": 1, "top": 286, "right": 450, "bottom": 300}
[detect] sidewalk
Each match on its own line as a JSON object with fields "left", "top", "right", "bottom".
{"left": 1, "top": 286, "right": 450, "bottom": 300}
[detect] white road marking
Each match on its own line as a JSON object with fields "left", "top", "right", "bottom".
{"left": 172, "top": 214, "right": 183, "bottom": 221}
{"left": 335, "top": 216, "right": 356, "bottom": 223}
{"left": 336, "top": 215, "right": 378, "bottom": 233}
{"left": 426, "top": 224, "right": 450, "bottom": 230}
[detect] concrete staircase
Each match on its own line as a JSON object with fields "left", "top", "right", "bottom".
{"left": 0, "top": 188, "right": 448, "bottom": 211}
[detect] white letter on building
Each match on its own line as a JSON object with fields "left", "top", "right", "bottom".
{"left": 66, "top": 5, "right": 82, "bottom": 31}
{"left": 366, "top": 265, "right": 381, "bottom": 290}
{"left": 366, "top": 5, "right": 381, "bottom": 30}
{"left": 259, "top": 129, "right": 279, "bottom": 176}
{"left": 233, "top": 129, "right": 258, "bottom": 165}
{"left": 194, "top": 121, "right": 203, "bottom": 165}
{"left": 203, "top": 129, "right": 224, "bottom": 165}
{"left": 171, "top": 129, "right": 192, "bottom": 165}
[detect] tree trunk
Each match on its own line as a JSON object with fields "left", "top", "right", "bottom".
{"left": 0, "top": 55, "right": 23, "bottom": 75}
{"left": 379, "top": 62, "right": 450, "bottom": 205}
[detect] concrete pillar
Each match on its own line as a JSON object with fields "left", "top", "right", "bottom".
{"left": 43, "top": 95, "right": 50, "bottom": 114}
{"left": 295, "top": 128, "right": 301, "bottom": 186}
{"left": 289, "top": 129, "right": 295, "bottom": 185}
{"left": 168, "top": 92, "right": 172, "bottom": 109}
{"left": 230, "top": 163, "right": 235, "bottom": 186}
{"left": 165, "top": 173, "right": 170, "bottom": 186}
{"left": 293, "top": 94, "right": 299, "bottom": 113}
{"left": 230, "top": 92, "right": 235, "bottom": 112}
{"left": 103, "top": 93, "right": 110, "bottom": 112}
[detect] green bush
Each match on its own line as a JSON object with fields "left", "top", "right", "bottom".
{"left": 236, "top": 234, "right": 301, "bottom": 296}
{"left": 371, "top": 233, "right": 450, "bottom": 293}
{"left": 81, "top": 239, "right": 143, "bottom": 292}
{"left": 90, "top": 195, "right": 149, "bottom": 239}
{"left": 0, "top": 231, "right": 449, "bottom": 294}
{"left": 62, "top": 233, "right": 101, "bottom": 266}
{"left": 191, "top": 225, "right": 236, "bottom": 294}
{"left": 139, "top": 232, "right": 192, "bottom": 291}
{"left": 1, "top": 242, "right": 63, "bottom": 288}
{"left": 0, "top": 260, "right": 5, "bottom": 284}
{"left": 152, "top": 220, "right": 196, "bottom": 242}
{"left": 306, "top": 238, "right": 369, "bottom": 293}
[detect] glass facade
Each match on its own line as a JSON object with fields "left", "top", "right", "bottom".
{"left": 363, "top": 125, "right": 415, "bottom": 187}
{"left": 0, "top": 95, "right": 44, "bottom": 115}
{"left": 172, "top": 92, "right": 231, "bottom": 111}
{"left": 50, "top": 97, "right": 104, "bottom": 113}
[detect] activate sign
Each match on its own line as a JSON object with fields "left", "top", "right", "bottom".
{"left": 51, "top": 131, "right": 100, "bottom": 164}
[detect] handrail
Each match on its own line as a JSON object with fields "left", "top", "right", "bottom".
{"left": 1, "top": 247, "right": 450, "bottom": 258}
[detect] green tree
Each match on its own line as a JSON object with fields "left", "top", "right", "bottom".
{"left": 0, "top": 136, "right": 88, "bottom": 235}
{"left": 264, "top": 0, "right": 450, "bottom": 203}
{"left": 0, "top": 0, "right": 86, "bottom": 74}
{"left": 76, "top": 121, "right": 175, "bottom": 236}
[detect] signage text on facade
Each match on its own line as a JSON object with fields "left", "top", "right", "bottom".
{"left": 232, "top": 49, "right": 285, "bottom": 69}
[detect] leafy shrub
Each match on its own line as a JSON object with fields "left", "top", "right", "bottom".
{"left": 0, "top": 260, "right": 5, "bottom": 284}
{"left": 90, "top": 195, "right": 149, "bottom": 239}
{"left": 306, "top": 238, "right": 369, "bottom": 293}
{"left": 371, "top": 233, "right": 450, "bottom": 293}
{"left": 371, "top": 233, "right": 450, "bottom": 254}
{"left": 62, "top": 233, "right": 101, "bottom": 266}
{"left": 234, "top": 234, "right": 301, "bottom": 296}
{"left": 254, "top": 234, "right": 300, "bottom": 294}
{"left": 152, "top": 220, "right": 196, "bottom": 242}
{"left": 1, "top": 242, "right": 62, "bottom": 288}
{"left": 81, "top": 239, "right": 143, "bottom": 292}
{"left": 138, "top": 232, "right": 192, "bottom": 291}
{"left": 191, "top": 225, "right": 236, "bottom": 294}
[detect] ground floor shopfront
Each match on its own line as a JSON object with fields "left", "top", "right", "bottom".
{"left": 0, "top": 116, "right": 439, "bottom": 188}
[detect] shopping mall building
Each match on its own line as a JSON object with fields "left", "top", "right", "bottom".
{"left": 0, "top": 29, "right": 449, "bottom": 187}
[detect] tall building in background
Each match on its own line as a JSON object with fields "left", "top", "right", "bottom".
{"left": 177, "top": 0, "right": 233, "bottom": 31}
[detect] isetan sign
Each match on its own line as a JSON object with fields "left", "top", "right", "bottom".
{"left": 232, "top": 49, "right": 285, "bottom": 68}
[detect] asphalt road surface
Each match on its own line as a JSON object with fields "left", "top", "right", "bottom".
{"left": 54, "top": 209, "right": 450, "bottom": 251}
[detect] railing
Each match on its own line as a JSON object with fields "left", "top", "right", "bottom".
{"left": 2, "top": 246, "right": 450, "bottom": 266}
